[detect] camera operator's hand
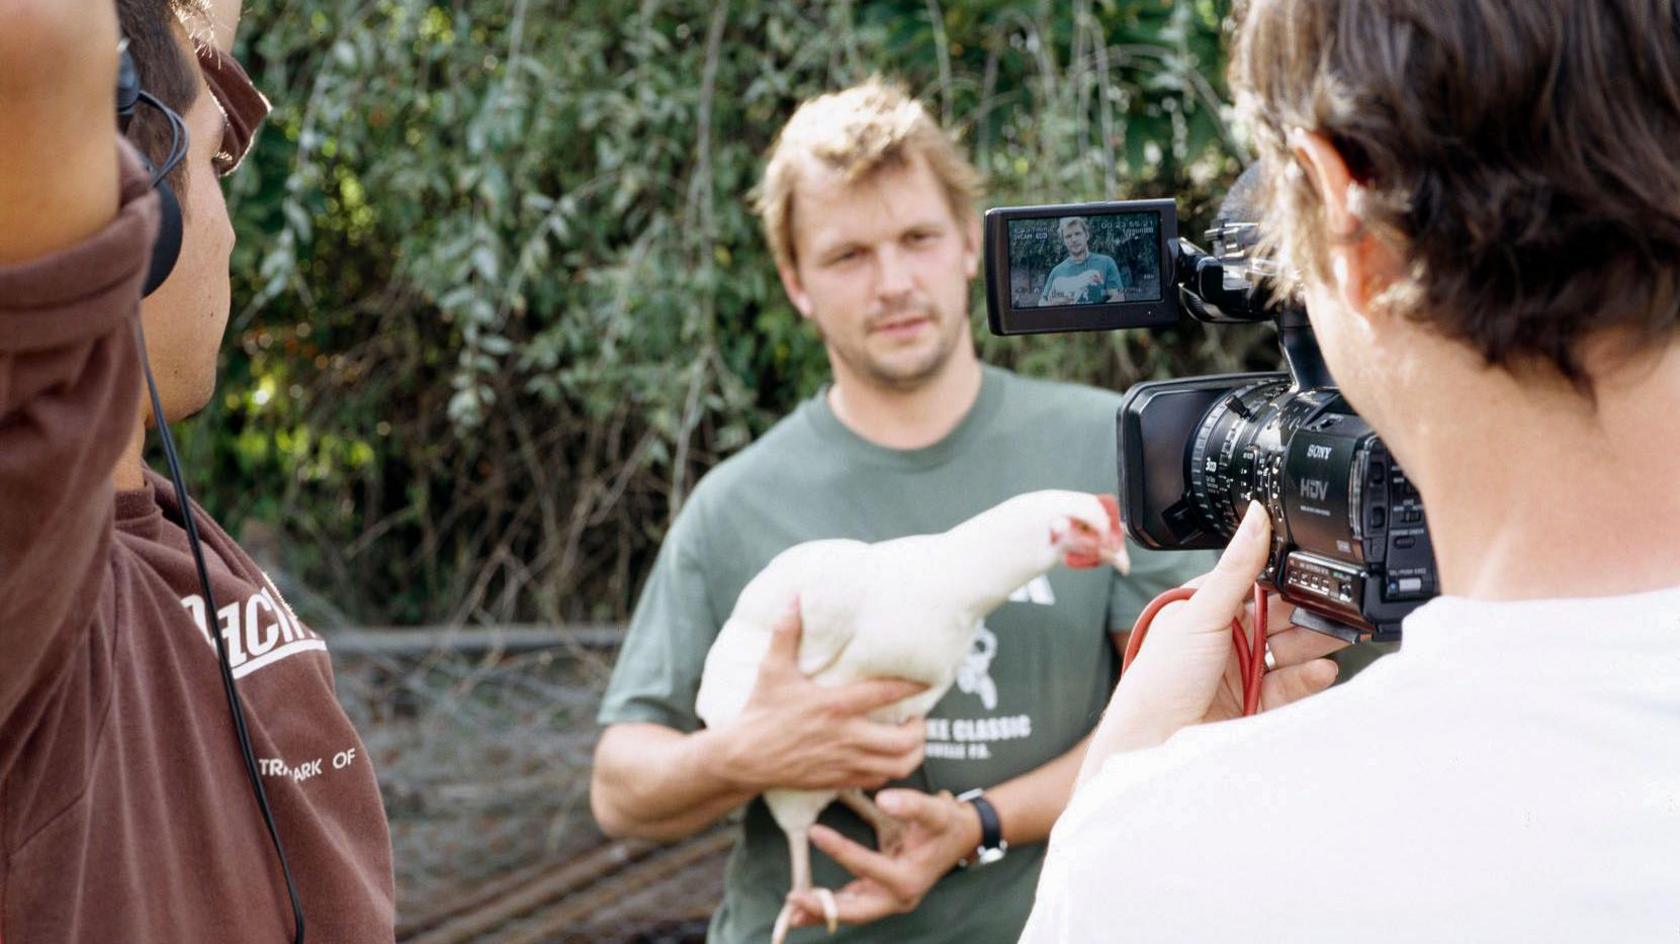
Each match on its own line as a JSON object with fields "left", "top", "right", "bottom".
{"left": 1080, "top": 502, "right": 1346, "bottom": 780}
{"left": 710, "top": 601, "right": 928, "bottom": 793}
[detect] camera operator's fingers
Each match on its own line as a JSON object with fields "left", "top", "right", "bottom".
{"left": 1264, "top": 625, "right": 1349, "bottom": 667}
{"left": 1257, "top": 657, "right": 1339, "bottom": 712}
{"left": 1261, "top": 592, "right": 1296, "bottom": 634}
{"left": 1173, "top": 501, "right": 1272, "bottom": 637}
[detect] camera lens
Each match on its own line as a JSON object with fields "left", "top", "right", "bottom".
{"left": 1187, "top": 380, "right": 1338, "bottom": 542}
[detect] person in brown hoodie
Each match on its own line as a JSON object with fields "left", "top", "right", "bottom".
{"left": 0, "top": 1, "right": 396, "bottom": 940}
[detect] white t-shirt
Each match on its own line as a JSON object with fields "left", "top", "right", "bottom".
{"left": 1022, "top": 585, "right": 1680, "bottom": 943}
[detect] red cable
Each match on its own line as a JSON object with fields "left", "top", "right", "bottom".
{"left": 1122, "top": 583, "right": 1269, "bottom": 717}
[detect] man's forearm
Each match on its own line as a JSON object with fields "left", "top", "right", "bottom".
{"left": 591, "top": 722, "right": 757, "bottom": 841}
{"left": 986, "top": 733, "right": 1091, "bottom": 847}
{"left": 0, "top": 0, "right": 120, "bottom": 264}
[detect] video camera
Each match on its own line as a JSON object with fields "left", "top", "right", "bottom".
{"left": 982, "top": 178, "right": 1437, "bottom": 642}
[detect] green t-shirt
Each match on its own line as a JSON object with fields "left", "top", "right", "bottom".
{"left": 1040, "top": 253, "right": 1125, "bottom": 305}
{"left": 598, "top": 365, "right": 1215, "bottom": 944}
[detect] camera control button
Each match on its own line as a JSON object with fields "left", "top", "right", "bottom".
{"left": 1396, "top": 576, "right": 1424, "bottom": 594}
{"left": 1369, "top": 507, "right": 1386, "bottom": 530}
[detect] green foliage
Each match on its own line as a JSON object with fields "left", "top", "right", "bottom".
{"left": 172, "top": 0, "right": 1273, "bottom": 626}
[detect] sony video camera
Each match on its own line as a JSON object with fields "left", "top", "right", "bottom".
{"left": 982, "top": 181, "right": 1436, "bottom": 642}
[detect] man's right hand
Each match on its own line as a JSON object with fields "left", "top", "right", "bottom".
{"left": 711, "top": 601, "right": 927, "bottom": 793}
{"left": 591, "top": 603, "right": 927, "bottom": 841}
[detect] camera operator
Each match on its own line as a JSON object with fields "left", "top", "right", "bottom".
{"left": 0, "top": 1, "right": 394, "bottom": 940}
{"left": 1020, "top": 0, "right": 1680, "bottom": 939}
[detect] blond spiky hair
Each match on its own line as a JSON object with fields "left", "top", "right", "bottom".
{"left": 752, "top": 76, "right": 983, "bottom": 273}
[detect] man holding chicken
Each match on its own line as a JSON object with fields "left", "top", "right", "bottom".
{"left": 590, "top": 78, "right": 1305, "bottom": 943}
{"left": 1038, "top": 216, "right": 1127, "bottom": 306}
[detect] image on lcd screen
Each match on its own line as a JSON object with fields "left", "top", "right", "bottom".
{"left": 1006, "top": 212, "right": 1162, "bottom": 308}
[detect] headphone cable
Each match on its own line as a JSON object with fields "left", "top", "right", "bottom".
{"left": 135, "top": 317, "right": 307, "bottom": 944}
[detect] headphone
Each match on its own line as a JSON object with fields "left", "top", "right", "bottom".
{"left": 115, "top": 42, "right": 185, "bottom": 296}
{"left": 115, "top": 41, "right": 307, "bottom": 943}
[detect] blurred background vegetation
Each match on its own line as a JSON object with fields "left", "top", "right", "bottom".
{"left": 175, "top": 0, "right": 1272, "bottom": 628}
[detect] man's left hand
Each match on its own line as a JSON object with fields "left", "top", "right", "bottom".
{"left": 784, "top": 788, "right": 979, "bottom": 930}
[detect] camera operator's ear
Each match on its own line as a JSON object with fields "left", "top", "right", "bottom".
{"left": 1288, "top": 129, "right": 1397, "bottom": 318}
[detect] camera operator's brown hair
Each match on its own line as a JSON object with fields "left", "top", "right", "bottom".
{"left": 1231, "top": 0, "right": 1680, "bottom": 387}
{"left": 119, "top": 0, "right": 208, "bottom": 200}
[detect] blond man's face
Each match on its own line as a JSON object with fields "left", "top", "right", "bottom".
{"left": 777, "top": 155, "right": 979, "bottom": 392}
{"left": 1061, "top": 220, "right": 1089, "bottom": 257}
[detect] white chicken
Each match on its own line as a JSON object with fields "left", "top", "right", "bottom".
{"left": 694, "top": 490, "right": 1129, "bottom": 944}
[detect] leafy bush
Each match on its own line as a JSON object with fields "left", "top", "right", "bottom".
{"left": 174, "top": 0, "right": 1271, "bottom": 626}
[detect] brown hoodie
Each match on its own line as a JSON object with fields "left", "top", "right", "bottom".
{"left": 0, "top": 147, "right": 395, "bottom": 940}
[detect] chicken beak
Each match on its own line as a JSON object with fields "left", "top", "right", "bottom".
{"left": 1101, "top": 534, "right": 1131, "bottom": 575}
{"left": 1097, "top": 495, "right": 1130, "bottom": 575}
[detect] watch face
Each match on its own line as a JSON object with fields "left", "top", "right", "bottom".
{"left": 975, "top": 846, "right": 1007, "bottom": 866}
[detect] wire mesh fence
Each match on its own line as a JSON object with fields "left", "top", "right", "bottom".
{"left": 326, "top": 626, "right": 727, "bottom": 943}
{"left": 323, "top": 621, "right": 1396, "bottom": 941}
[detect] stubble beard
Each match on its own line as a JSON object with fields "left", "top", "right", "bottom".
{"left": 823, "top": 301, "right": 965, "bottom": 394}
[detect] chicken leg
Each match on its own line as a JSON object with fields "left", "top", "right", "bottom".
{"left": 838, "top": 788, "right": 905, "bottom": 856}
{"left": 771, "top": 826, "right": 838, "bottom": 944}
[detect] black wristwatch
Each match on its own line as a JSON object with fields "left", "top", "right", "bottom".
{"left": 955, "top": 788, "right": 1007, "bottom": 867}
